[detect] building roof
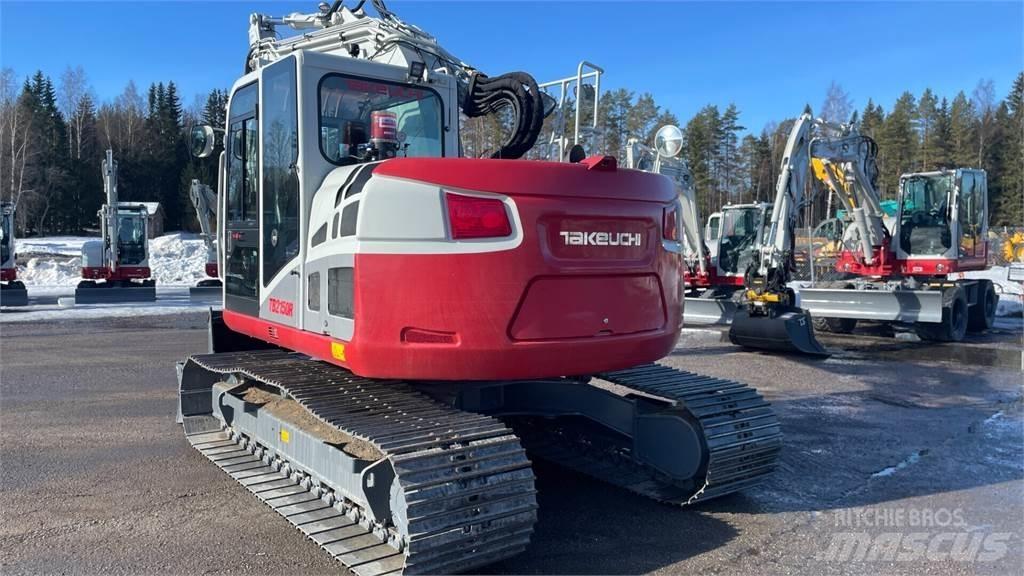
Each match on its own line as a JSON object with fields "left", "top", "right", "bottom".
{"left": 116, "top": 202, "right": 162, "bottom": 216}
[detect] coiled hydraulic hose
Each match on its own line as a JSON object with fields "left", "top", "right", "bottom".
{"left": 463, "top": 71, "right": 545, "bottom": 159}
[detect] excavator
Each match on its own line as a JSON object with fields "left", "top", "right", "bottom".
{"left": 177, "top": 2, "right": 782, "bottom": 574}
{"left": 76, "top": 150, "right": 156, "bottom": 303}
{"left": 796, "top": 128, "right": 995, "bottom": 341}
{"left": 0, "top": 201, "right": 28, "bottom": 306}
{"left": 727, "top": 112, "right": 837, "bottom": 356}
{"left": 188, "top": 179, "right": 222, "bottom": 299}
{"left": 728, "top": 111, "right": 995, "bottom": 353}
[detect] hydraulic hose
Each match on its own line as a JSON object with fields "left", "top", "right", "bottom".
{"left": 462, "top": 71, "right": 545, "bottom": 159}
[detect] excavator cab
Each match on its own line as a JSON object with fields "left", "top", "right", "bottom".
{"left": 0, "top": 205, "right": 11, "bottom": 272}
{"left": 895, "top": 169, "right": 988, "bottom": 273}
{"left": 716, "top": 203, "right": 770, "bottom": 281}
{"left": 115, "top": 210, "right": 148, "bottom": 265}
{"left": 0, "top": 202, "right": 28, "bottom": 306}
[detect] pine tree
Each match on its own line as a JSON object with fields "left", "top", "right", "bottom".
{"left": 719, "top": 104, "right": 744, "bottom": 203}
{"left": 949, "top": 92, "right": 976, "bottom": 168}
{"left": 916, "top": 88, "right": 939, "bottom": 169}
{"left": 879, "top": 92, "right": 917, "bottom": 198}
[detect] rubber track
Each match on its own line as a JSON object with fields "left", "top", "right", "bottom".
{"left": 183, "top": 349, "right": 538, "bottom": 576}
{"left": 524, "top": 364, "right": 782, "bottom": 505}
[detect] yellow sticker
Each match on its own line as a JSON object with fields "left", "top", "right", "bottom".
{"left": 331, "top": 342, "right": 347, "bottom": 362}
{"left": 280, "top": 428, "right": 290, "bottom": 443}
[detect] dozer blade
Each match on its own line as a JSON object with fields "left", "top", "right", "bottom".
{"left": 188, "top": 286, "right": 221, "bottom": 301}
{"left": 75, "top": 286, "right": 156, "bottom": 304}
{"left": 683, "top": 296, "right": 736, "bottom": 325}
{"left": 728, "top": 307, "right": 830, "bottom": 357}
{"left": 0, "top": 286, "right": 28, "bottom": 307}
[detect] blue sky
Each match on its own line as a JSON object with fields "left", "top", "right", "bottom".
{"left": 2, "top": 1, "right": 1022, "bottom": 133}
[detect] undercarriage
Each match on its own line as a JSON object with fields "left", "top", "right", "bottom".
{"left": 177, "top": 316, "right": 782, "bottom": 574}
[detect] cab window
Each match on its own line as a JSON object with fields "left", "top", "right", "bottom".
{"left": 319, "top": 75, "right": 443, "bottom": 165}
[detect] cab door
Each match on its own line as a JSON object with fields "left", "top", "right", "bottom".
{"left": 223, "top": 83, "right": 260, "bottom": 317}
{"left": 258, "top": 57, "right": 301, "bottom": 327}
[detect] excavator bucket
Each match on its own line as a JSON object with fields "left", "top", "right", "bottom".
{"left": 728, "top": 306, "right": 830, "bottom": 357}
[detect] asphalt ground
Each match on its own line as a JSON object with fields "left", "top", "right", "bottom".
{"left": 1, "top": 313, "right": 1021, "bottom": 575}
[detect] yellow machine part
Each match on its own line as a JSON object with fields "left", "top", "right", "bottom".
{"left": 1001, "top": 231, "right": 1024, "bottom": 263}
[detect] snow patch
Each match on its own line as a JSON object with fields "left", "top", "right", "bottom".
{"left": 16, "top": 236, "right": 90, "bottom": 257}
{"left": 14, "top": 232, "right": 209, "bottom": 287}
{"left": 21, "top": 256, "right": 82, "bottom": 286}
{"left": 958, "top": 266, "right": 1024, "bottom": 317}
{"left": 871, "top": 450, "right": 925, "bottom": 478}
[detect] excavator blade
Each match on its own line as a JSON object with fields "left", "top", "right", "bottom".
{"left": 728, "top": 307, "right": 830, "bottom": 357}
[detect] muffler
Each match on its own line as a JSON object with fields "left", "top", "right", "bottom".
{"left": 728, "top": 306, "right": 830, "bottom": 357}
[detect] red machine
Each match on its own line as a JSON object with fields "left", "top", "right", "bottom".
{"left": 177, "top": 3, "right": 781, "bottom": 574}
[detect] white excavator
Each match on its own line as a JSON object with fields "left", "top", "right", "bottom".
{"left": 0, "top": 201, "right": 28, "bottom": 306}
{"left": 177, "top": 2, "right": 781, "bottom": 574}
{"left": 188, "top": 179, "right": 222, "bottom": 299}
{"left": 76, "top": 149, "right": 156, "bottom": 303}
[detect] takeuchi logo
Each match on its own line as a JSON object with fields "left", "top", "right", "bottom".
{"left": 560, "top": 231, "right": 642, "bottom": 247}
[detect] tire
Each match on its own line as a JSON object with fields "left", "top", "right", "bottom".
{"left": 812, "top": 316, "right": 857, "bottom": 334}
{"left": 967, "top": 280, "right": 996, "bottom": 332}
{"left": 916, "top": 287, "right": 968, "bottom": 342}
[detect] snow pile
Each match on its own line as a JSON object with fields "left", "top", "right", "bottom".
{"left": 958, "top": 266, "right": 1023, "bottom": 317}
{"left": 21, "top": 256, "right": 82, "bottom": 286}
{"left": 14, "top": 232, "right": 210, "bottom": 287}
{"left": 149, "top": 233, "right": 209, "bottom": 286}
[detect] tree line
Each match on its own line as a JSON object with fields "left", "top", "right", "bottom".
{"left": 1, "top": 66, "right": 1021, "bottom": 238}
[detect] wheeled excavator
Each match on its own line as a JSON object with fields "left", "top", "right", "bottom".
{"left": 796, "top": 124, "right": 995, "bottom": 341}
{"left": 176, "top": 2, "right": 782, "bottom": 574}
{"left": 0, "top": 201, "right": 28, "bottom": 306}
{"left": 188, "top": 179, "right": 222, "bottom": 299}
{"left": 76, "top": 149, "right": 156, "bottom": 303}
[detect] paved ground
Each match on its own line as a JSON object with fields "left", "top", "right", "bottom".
{"left": 1, "top": 313, "right": 1021, "bottom": 575}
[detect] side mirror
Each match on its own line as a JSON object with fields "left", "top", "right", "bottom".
{"left": 654, "top": 125, "right": 684, "bottom": 158}
{"left": 189, "top": 125, "right": 217, "bottom": 159}
{"left": 575, "top": 84, "right": 596, "bottom": 108}
{"left": 540, "top": 92, "right": 557, "bottom": 118}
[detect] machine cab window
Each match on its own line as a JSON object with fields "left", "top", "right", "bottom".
{"left": 319, "top": 75, "right": 443, "bottom": 164}
{"left": 900, "top": 173, "right": 953, "bottom": 255}
{"left": 718, "top": 207, "right": 763, "bottom": 275}
{"left": 0, "top": 210, "right": 10, "bottom": 265}
{"left": 116, "top": 212, "right": 147, "bottom": 265}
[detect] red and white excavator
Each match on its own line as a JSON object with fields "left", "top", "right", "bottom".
{"left": 0, "top": 201, "right": 28, "bottom": 306}
{"left": 177, "top": 2, "right": 781, "bottom": 574}
{"left": 76, "top": 150, "right": 156, "bottom": 303}
{"left": 728, "top": 112, "right": 995, "bottom": 354}
{"left": 797, "top": 122, "right": 995, "bottom": 341}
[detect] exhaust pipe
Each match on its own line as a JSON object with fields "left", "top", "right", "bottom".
{"left": 728, "top": 306, "right": 830, "bottom": 357}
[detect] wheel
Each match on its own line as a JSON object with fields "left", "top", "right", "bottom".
{"left": 967, "top": 280, "right": 996, "bottom": 332}
{"left": 812, "top": 316, "right": 857, "bottom": 334}
{"left": 916, "top": 287, "right": 968, "bottom": 342}
{"left": 77, "top": 280, "right": 97, "bottom": 289}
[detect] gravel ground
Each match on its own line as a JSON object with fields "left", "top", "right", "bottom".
{"left": 1, "top": 313, "right": 1021, "bottom": 575}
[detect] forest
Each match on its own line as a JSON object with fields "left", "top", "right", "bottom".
{"left": 1, "top": 65, "right": 1021, "bottom": 236}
